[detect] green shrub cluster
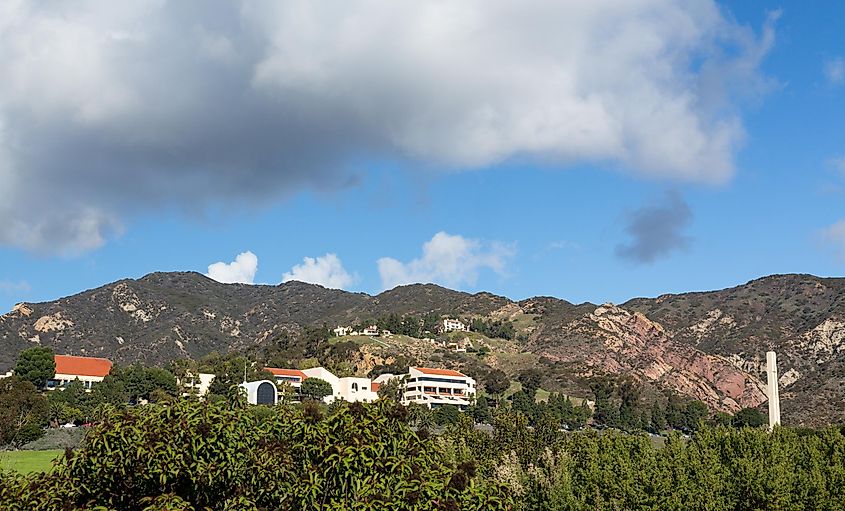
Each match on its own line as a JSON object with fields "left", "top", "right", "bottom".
{"left": 443, "top": 411, "right": 845, "bottom": 511}
{"left": 0, "top": 399, "right": 510, "bottom": 511}
{"left": 3, "top": 400, "right": 845, "bottom": 510}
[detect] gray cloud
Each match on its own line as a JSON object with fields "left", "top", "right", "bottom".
{"left": 0, "top": 1, "right": 775, "bottom": 253}
{"left": 615, "top": 191, "right": 692, "bottom": 263}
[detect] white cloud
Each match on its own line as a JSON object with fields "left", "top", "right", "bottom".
{"left": 824, "top": 57, "right": 845, "bottom": 85}
{"left": 206, "top": 251, "right": 258, "bottom": 284}
{"left": 378, "top": 232, "right": 513, "bottom": 290}
{"left": 821, "top": 221, "right": 845, "bottom": 260}
{"left": 0, "top": 1, "right": 777, "bottom": 253}
{"left": 282, "top": 253, "right": 355, "bottom": 290}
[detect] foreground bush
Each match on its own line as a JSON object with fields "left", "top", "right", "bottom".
{"left": 443, "top": 412, "right": 845, "bottom": 511}
{"left": 0, "top": 400, "right": 510, "bottom": 511}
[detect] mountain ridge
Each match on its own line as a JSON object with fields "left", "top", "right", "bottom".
{"left": 2, "top": 272, "right": 844, "bottom": 425}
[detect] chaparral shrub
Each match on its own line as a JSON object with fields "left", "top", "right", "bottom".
{"left": 0, "top": 399, "right": 511, "bottom": 511}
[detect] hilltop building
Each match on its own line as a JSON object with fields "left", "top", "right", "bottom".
{"left": 47, "top": 354, "right": 112, "bottom": 391}
{"left": 333, "top": 326, "right": 352, "bottom": 337}
{"left": 361, "top": 325, "right": 380, "bottom": 336}
{"left": 374, "top": 366, "right": 476, "bottom": 410}
{"left": 442, "top": 318, "right": 469, "bottom": 333}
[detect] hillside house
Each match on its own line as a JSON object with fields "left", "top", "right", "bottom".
{"left": 442, "top": 318, "right": 469, "bottom": 333}
{"left": 374, "top": 367, "right": 476, "bottom": 410}
{"left": 47, "top": 354, "right": 112, "bottom": 391}
{"left": 361, "top": 325, "right": 380, "bottom": 336}
{"left": 333, "top": 326, "right": 352, "bottom": 337}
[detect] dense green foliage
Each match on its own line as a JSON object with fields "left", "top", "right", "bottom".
{"left": 469, "top": 318, "right": 516, "bottom": 340}
{"left": 444, "top": 412, "right": 845, "bottom": 511}
{"left": 483, "top": 369, "right": 510, "bottom": 396}
{"left": 300, "top": 377, "right": 334, "bottom": 401}
{"left": 0, "top": 376, "right": 49, "bottom": 446}
{"left": 195, "top": 353, "right": 274, "bottom": 397}
{"left": 13, "top": 347, "right": 55, "bottom": 389}
{"left": 43, "top": 365, "right": 178, "bottom": 426}
{"left": 0, "top": 399, "right": 510, "bottom": 510}
{"left": 2, "top": 384, "right": 845, "bottom": 510}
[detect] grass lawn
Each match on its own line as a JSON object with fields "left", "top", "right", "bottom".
{"left": 0, "top": 449, "right": 63, "bottom": 474}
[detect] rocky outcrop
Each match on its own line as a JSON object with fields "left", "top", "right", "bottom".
{"left": 799, "top": 318, "right": 845, "bottom": 362}
{"left": 586, "top": 305, "right": 766, "bottom": 412}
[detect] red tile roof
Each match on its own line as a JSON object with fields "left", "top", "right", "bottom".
{"left": 54, "top": 355, "right": 112, "bottom": 378}
{"left": 265, "top": 368, "right": 307, "bottom": 380}
{"left": 414, "top": 367, "right": 466, "bottom": 377}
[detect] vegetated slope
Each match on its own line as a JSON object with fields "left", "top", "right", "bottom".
{"left": 0, "top": 273, "right": 501, "bottom": 371}
{"left": 1, "top": 272, "right": 844, "bottom": 425}
{"left": 622, "top": 274, "right": 845, "bottom": 425}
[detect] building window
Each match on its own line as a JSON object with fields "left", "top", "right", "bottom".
{"left": 352, "top": 382, "right": 358, "bottom": 392}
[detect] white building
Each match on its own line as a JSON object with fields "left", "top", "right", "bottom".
{"left": 266, "top": 367, "right": 307, "bottom": 389}
{"left": 179, "top": 372, "right": 215, "bottom": 397}
{"left": 239, "top": 380, "right": 278, "bottom": 405}
{"left": 361, "top": 325, "right": 380, "bottom": 336}
{"left": 375, "top": 367, "right": 476, "bottom": 410}
{"left": 302, "top": 366, "right": 378, "bottom": 404}
{"left": 266, "top": 366, "right": 379, "bottom": 404}
{"left": 333, "top": 326, "right": 352, "bottom": 337}
{"left": 47, "top": 355, "right": 113, "bottom": 391}
{"left": 442, "top": 318, "right": 469, "bottom": 333}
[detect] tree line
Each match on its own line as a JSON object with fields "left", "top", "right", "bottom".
{"left": 2, "top": 395, "right": 844, "bottom": 510}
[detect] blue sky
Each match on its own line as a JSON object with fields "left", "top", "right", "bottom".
{"left": 1, "top": 1, "right": 844, "bottom": 312}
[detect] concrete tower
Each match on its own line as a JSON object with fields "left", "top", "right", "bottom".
{"left": 766, "top": 351, "right": 781, "bottom": 430}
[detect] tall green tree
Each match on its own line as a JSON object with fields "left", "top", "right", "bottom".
{"left": 433, "top": 404, "right": 460, "bottom": 426}
{"left": 517, "top": 368, "right": 544, "bottom": 398}
{"left": 0, "top": 376, "right": 49, "bottom": 446}
{"left": 733, "top": 407, "right": 766, "bottom": 428}
{"left": 590, "top": 377, "right": 618, "bottom": 427}
{"left": 484, "top": 369, "right": 510, "bottom": 399}
{"left": 13, "top": 346, "right": 55, "bottom": 389}
{"left": 300, "top": 377, "right": 333, "bottom": 401}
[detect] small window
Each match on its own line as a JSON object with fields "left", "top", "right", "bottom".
{"left": 352, "top": 382, "right": 358, "bottom": 392}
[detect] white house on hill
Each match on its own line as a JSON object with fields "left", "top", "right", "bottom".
{"left": 302, "top": 366, "right": 378, "bottom": 404}
{"left": 361, "top": 325, "right": 380, "bottom": 336}
{"left": 333, "top": 326, "right": 352, "bottom": 337}
{"left": 442, "top": 318, "right": 469, "bottom": 333}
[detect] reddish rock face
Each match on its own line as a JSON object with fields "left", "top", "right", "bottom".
{"left": 537, "top": 304, "right": 767, "bottom": 413}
